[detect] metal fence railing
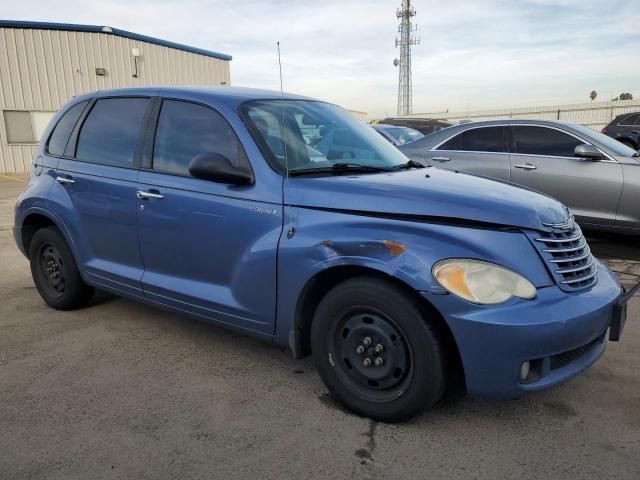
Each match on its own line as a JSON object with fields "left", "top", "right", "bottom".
{"left": 406, "top": 98, "right": 640, "bottom": 131}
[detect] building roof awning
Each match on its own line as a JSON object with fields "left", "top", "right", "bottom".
{"left": 0, "top": 19, "right": 232, "bottom": 61}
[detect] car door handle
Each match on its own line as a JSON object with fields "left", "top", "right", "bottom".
{"left": 513, "top": 164, "right": 537, "bottom": 170}
{"left": 55, "top": 176, "right": 75, "bottom": 184}
{"left": 432, "top": 156, "right": 451, "bottom": 162}
{"left": 137, "top": 190, "right": 164, "bottom": 200}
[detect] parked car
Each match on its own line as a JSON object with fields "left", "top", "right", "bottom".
{"left": 14, "top": 88, "right": 633, "bottom": 422}
{"left": 602, "top": 112, "right": 640, "bottom": 151}
{"left": 371, "top": 123, "right": 424, "bottom": 146}
{"left": 400, "top": 119, "right": 640, "bottom": 234}
{"left": 379, "top": 117, "right": 452, "bottom": 135}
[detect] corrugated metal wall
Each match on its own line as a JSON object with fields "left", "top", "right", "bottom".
{"left": 0, "top": 27, "right": 231, "bottom": 172}
{"left": 407, "top": 99, "right": 640, "bottom": 132}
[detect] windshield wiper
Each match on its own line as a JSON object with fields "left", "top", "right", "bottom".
{"left": 289, "top": 163, "right": 392, "bottom": 176}
{"left": 391, "top": 159, "right": 426, "bottom": 170}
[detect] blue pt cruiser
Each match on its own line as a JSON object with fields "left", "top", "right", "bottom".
{"left": 14, "top": 87, "right": 635, "bottom": 422}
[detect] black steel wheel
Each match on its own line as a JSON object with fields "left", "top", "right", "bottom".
{"left": 38, "top": 243, "right": 66, "bottom": 299}
{"left": 328, "top": 307, "right": 413, "bottom": 403}
{"left": 29, "top": 226, "right": 94, "bottom": 310}
{"left": 311, "top": 277, "right": 446, "bottom": 422}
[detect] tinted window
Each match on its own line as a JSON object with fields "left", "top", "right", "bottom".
{"left": 153, "top": 100, "right": 246, "bottom": 176}
{"left": 437, "top": 132, "right": 462, "bottom": 150}
{"left": 461, "top": 127, "right": 504, "bottom": 152}
{"left": 76, "top": 98, "right": 148, "bottom": 167}
{"left": 513, "top": 126, "right": 582, "bottom": 157}
{"left": 619, "top": 114, "right": 639, "bottom": 126}
{"left": 47, "top": 102, "right": 87, "bottom": 156}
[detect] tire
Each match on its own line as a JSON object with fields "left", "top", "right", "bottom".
{"left": 29, "top": 226, "right": 94, "bottom": 310}
{"left": 311, "top": 277, "right": 446, "bottom": 422}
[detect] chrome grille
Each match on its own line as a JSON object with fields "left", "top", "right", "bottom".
{"left": 528, "top": 225, "right": 597, "bottom": 291}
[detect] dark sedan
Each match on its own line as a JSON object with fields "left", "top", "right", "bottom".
{"left": 602, "top": 112, "right": 640, "bottom": 151}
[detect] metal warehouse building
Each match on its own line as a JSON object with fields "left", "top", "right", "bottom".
{"left": 0, "top": 20, "right": 232, "bottom": 173}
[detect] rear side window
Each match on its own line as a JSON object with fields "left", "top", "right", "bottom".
{"left": 152, "top": 100, "right": 246, "bottom": 176}
{"left": 513, "top": 126, "right": 583, "bottom": 158}
{"left": 76, "top": 98, "right": 148, "bottom": 167}
{"left": 460, "top": 127, "right": 505, "bottom": 152}
{"left": 437, "top": 132, "right": 462, "bottom": 150}
{"left": 47, "top": 101, "right": 88, "bottom": 156}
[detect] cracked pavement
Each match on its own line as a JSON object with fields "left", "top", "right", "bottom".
{"left": 1, "top": 176, "right": 639, "bottom": 480}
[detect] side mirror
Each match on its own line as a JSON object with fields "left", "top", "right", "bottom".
{"left": 574, "top": 144, "right": 605, "bottom": 160}
{"left": 188, "top": 153, "right": 254, "bottom": 186}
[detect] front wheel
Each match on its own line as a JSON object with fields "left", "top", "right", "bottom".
{"left": 311, "top": 277, "right": 446, "bottom": 422}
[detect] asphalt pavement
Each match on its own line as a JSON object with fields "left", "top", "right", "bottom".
{"left": 1, "top": 175, "right": 639, "bottom": 480}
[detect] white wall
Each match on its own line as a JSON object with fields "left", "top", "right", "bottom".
{"left": 0, "top": 27, "right": 231, "bottom": 172}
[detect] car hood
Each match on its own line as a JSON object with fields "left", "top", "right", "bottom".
{"left": 285, "top": 167, "right": 570, "bottom": 232}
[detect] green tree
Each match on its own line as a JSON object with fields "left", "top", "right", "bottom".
{"left": 590, "top": 90, "right": 597, "bottom": 101}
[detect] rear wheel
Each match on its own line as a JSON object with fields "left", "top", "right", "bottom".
{"left": 311, "top": 277, "right": 446, "bottom": 422}
{"left": 29, "top": 227, "right": 94, "bottom": 310}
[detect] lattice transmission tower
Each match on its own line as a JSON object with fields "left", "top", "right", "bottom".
{"left": 394, "top": 0, "right": 419, "bottom": 116}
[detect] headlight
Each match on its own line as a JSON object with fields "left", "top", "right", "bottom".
{"left": 433, "top": 259, "right": 536, "bottom": 304}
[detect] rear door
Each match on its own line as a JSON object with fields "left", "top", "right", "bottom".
{"left": 136, "top": 98, "right": 281, "bottom": 335}
{"left": 49, "top": 96, "right": 151, "bottom": 295}
{"left": 509, "top": 125, "right": 623, "bottom": 226}
{"left": 423, "top": 125, "right": 510, "bottom": 181}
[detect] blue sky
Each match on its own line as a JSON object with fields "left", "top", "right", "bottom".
{"left": 4, "top": 0, "right": 640, "bottom": 116}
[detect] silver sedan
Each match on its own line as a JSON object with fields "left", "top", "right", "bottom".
{"left": 399, "top": 119, "right": 640, "bottom": 234}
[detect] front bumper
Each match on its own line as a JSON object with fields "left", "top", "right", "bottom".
{"left": 423, "top": 259, "right": 625, "bottom": 397}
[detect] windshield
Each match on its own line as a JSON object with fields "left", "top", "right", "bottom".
{"left": 570, "top": 124, "right": 639, "bottom": 157}
{"left": 384, "top": 126, "right": 424, "bottom": 145}
{"left": 243, "top": 100, "right": 409, "bottom": 173}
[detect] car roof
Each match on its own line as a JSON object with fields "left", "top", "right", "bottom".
{"left": 71, "top": 86, "right": 314, "bottom": 107}
{"left": 398, "top": 119, "right": 588, "bottom": 150}
{"left": 435, "top": 119, "right": 582, "bottom": 128}
{"left": 614, "top": 111, "right": 639, "bottom": 118}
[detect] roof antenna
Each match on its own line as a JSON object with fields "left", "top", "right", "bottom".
{"left": 277, "top": 41, "right": 294, "bottom": 239}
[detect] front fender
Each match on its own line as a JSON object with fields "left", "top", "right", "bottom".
{"left": 274, "top": 206, "right": 553, "bottom": 351}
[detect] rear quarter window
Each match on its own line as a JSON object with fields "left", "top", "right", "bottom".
{"left": 47, "top": 102, "right": 88, "bottom": 157}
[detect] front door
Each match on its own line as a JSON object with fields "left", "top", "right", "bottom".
{"left": 50, "top": 97, "right": 150, "bottom": 295}
{"left": 509, "top": 125, "right": 623, "bottom": 227}
{"left": 136, "top": 99, "right": 282, "bottom": 335}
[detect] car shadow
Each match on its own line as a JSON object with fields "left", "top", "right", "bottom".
{"left": 584, "top": 230, "right": 640, "bottom": 262}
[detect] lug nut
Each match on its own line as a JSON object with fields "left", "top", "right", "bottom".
{"left": 363, "top": 358, "right": 372, "bottom": 367}
{"left": 374, "top": 357, "right": 384, "bottom": 367}
{"left": 363, "top": 337, "right": 372, "bottom": 346}
{"left": 374, "top": 344, "right": 384, "bottom": 353}
{"left": 356, "top": 345, "right": 365, "bottom": 354}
